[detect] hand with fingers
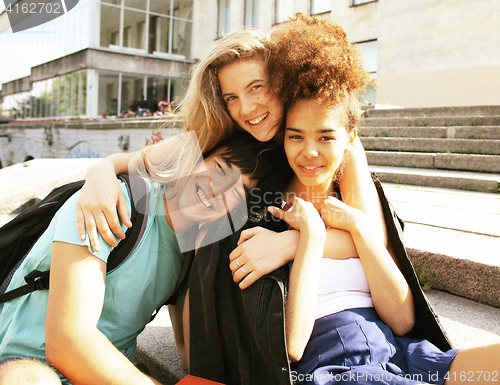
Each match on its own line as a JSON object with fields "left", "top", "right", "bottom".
{"left": 317, "top": 196, "right": 366, "bottom": 233}
{"left": 75, "top": 167, "right": 131, "bottom": 252}
{"left": 268, "top": 196, "right": 325, "bottom": 234}
{"left": 229, "top": 227, "right": 300, "bottom": 289}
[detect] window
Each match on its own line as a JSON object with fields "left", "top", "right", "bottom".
{"left": 275, "top": 0, "right": 293, "bottom": 24}
{"left": 245, "top": 0, "right": 259, "bottom": 28}
{"left": 218, "top": 0, "right": 230, "bottom": 36}
{"left": 311, "top": 0, "right": 331, "bottom": 14}
{"left": 356, "top": 40, "right": 377, "bottom": 105}
{"left": 100, "top": 4, "right": 121, "bottom": 48}
{"left": 99, "top": 0, "right": 193, "bottom": 59}
{"left": 351, "top": 0, "right": 377, "bottom": 6}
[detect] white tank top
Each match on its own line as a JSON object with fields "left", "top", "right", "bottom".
{"left": 315, "top": 257, "right": 374, "bottom": 319}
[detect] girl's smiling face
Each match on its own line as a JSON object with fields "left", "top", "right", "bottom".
{"left": 284, "top": 99, "right": 356, "bottom": 195}
{"left": 218, "top": 56, "right": 283, "bottom": 142}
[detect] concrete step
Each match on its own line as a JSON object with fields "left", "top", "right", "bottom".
{"left": 364, "top": 105, "right": 500, "bottom": 118}
{"left": 360, "top": 136, "right": 500, "bottom": 155}
{"left": 370, "top": 165, "right": 500, "bottom": 193}
{"left": 363, "top": 115, "right": 500, "bottom": 127}
{"left": 367, "top": 151, "right": 500, "bottom": 173}
{"left": 382, "top": 183, "right": 500, "bottom": 307}
{"left": 359, "top": 126, "right": 500, "bottom": 140}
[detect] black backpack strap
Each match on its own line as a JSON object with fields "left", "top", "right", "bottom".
{"left": 0, "top": 175, "right": 149, "bottom": 304}
{"left": 0, "top": 270, "right": 50, "bottom": 304}
{"left": 106, "top": 175, "right": 149, "bottom": 272}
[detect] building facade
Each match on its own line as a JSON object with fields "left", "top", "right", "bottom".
{"left": 1, "top": 0, "right": 499, "bottom": 121}
{"left": 0, "top": 0, "right": 194, "bottom": 120}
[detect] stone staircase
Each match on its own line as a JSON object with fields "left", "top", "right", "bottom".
{"left": 360, "top": 105, "right": 500, "bottom": 193}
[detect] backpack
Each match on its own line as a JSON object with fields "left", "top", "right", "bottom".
{"left": 0, "top": 174, "right": 193, "bottom": 311}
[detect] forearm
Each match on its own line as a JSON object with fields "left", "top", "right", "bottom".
{"left": 46, "top": 326, "right": 161, "bottom": 385}
{"left": 338, "top": 138, "right": 387, "bottom": 246}
{"left": 85, "top": 152, "right": 138, "bottom": 180}
{"left": 349, "top": 216, "right": 414, "bottom": 335}
{"left": 285, "top": 227, "right": 325, "bottom": 362}
{"left": 282, "top": 228, "right": 357, "bottom": 262}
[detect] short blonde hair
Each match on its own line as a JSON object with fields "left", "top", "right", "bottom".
{"left": 181, "top": 29, "right": 271, "bottom": 153}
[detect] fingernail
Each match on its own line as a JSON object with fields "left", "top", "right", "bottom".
{"left": 80, "top": 235, "right": 85, "bottom": 241}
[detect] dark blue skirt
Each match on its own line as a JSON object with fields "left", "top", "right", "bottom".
{"left": 292, "top": 308, "right": 460, "bottom": 385}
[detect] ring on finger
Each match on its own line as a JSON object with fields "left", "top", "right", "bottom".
{"left": 236, "top": 258, "right": 242, "bottom": 267}
{"left": 241, "top": 266, "right": 247, "bottom": 275}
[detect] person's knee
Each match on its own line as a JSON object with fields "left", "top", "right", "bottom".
{"left": 0, "top": 358, "right": 62, "bottom": 385}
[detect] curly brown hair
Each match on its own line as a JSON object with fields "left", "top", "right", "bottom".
{"left": 267, "top": 13, "right": 374, "bottom": 131}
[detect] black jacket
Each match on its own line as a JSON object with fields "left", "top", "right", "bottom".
{"left": 189, "top": 175, "right": 452, "bottom": 385}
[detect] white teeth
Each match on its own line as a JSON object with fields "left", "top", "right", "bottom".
{"left": 197, "top": 187, "right": 213, "bottom": 208}
{"left": 248, "top": 112, "right": 269, "bottom": 125}
{"left": 303, "top": 166, "right": 320, "bottom": 170}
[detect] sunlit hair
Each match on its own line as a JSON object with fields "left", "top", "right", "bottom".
{"left": 180, "top": 29, "right": 271, "bottom": 153}
{"left": 138, "top": 132, "right": 202, "bottom": 199}
{"left": 267, "top": 13, "right": 374, "bottom": 132}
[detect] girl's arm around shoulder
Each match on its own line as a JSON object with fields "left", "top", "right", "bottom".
{"left": 338, "top": 138, "right": 388, "bottom": 246}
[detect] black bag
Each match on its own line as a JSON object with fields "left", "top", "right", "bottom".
{"left": 0, "top": 174, "right": 151, "bottom": 304}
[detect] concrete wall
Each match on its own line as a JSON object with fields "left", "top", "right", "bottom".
{"left": 0, "top": 118, "right": 181, "bottom": 167}
{"left": 330, "top": 0, "right": 500, "bottom": 107}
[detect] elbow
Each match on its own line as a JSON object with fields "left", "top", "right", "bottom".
{"left": 392, "top": 316, "right": 415, "bottom": 337}
{"left": 391, "top": 307, "right": 415, "bottom": 337}
{"left": 45, "top": 328, "right": 65, "bottom": 368}
{"left": 286, "top": 339, "right": 306, "bottom": 363}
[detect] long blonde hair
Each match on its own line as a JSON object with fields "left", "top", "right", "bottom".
{"left": 181, "top": 29, "right": 271, "bottom": 153}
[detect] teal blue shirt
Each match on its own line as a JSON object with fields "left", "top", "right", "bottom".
{"left": 0, "top": 179, "right": 184, "bottom": 382}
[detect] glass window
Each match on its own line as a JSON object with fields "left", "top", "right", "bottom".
{"left": 174, "top": 0, "right": 193, "bottom": 20}
{"left": 356, "top": 40, "right": 377, "bottom": 105}
{"left": 170, "top": 77, "right": 188, "bottom": 107}
{"left": 245, "top": 0, "right": 259, "bottom": 28}
{"left": 124, "top": 0, "right": 146, "bottom": 11}
{"left": 150, "top": 0, "right": 171, "bottom": 15}
{"left": 357, "top": 40, "right": 378, "bottom": 74}
{"left": 352, "top": 0, "right": 377, "bottom": 5}
{"left": 123, "top": 10, "right": 146, "bottom": 49}
{"left": 71, "top": 73, "right": 80, "bottom": 116}
{"left": 218, "top": 0, "right": 230, "bottom": 36}
{"left": 275, "top": 0, "right": 293, "bottom": 24}
{"left": 149, "top": 16, "right": 170, "bottom": 54}
{"left": 172, "top": 18, "right": 192, "bottom": 59}
{"left": 311, "top": 0, "right": 331, "bottom": 14}
{"left": 51, "top": 78, "right": 59, "bottom": 117}
{"left": 98, "top": 73, "right": 119, "bottom": 116}
{"left": 121, "top": 75, "right": 145, "bottom": 114}
{"left": 79, "top": 71, "right": 87, "bottom": 116}
{"left": 102, "top": 0, "right": 122, "bottom": 4}
{"left": 100, "top": 4, "right": 121, "bottom": 48}
{"left": 147, "top": 77, "right": 168, "bottom": 112}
